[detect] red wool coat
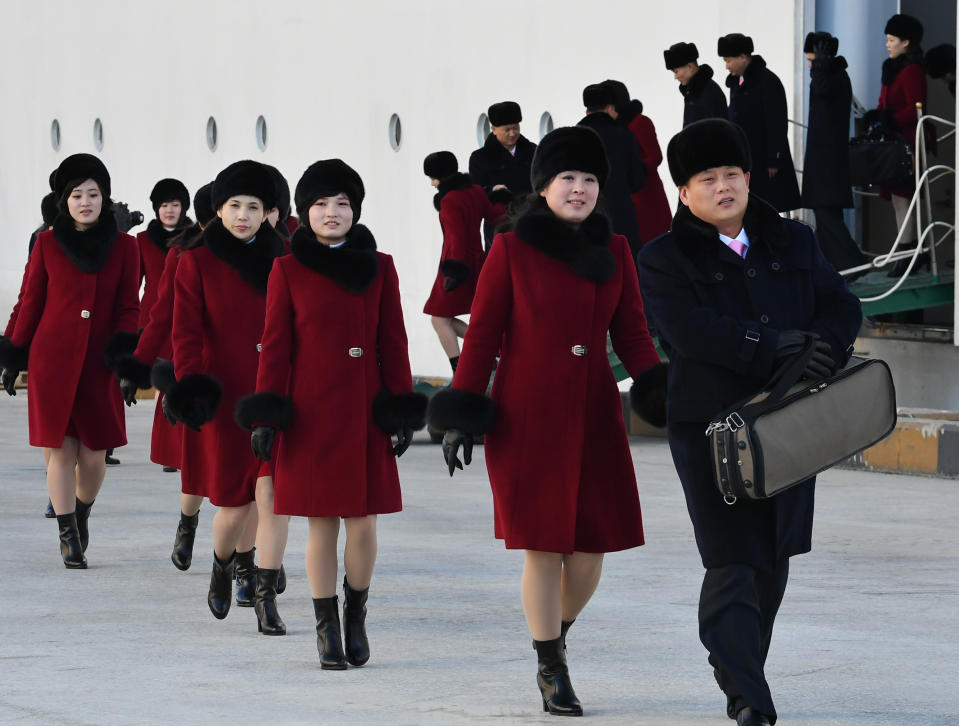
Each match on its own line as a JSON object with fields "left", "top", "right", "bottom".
{"left": 627, "top": 113, "right": 673, "bottom": 245}
{"left": 878, "top": 60, "right": 928, "bottom": 198}
{"left": 249, "top": 227, "right": 416, "bottom": 517}
{"left": 447, "top": 212, "right": 661, "bottom": 553}
{"left": 423, "top": 176, "right": 500, "bottom": 317}
{"left": 9, "top": 224, "right": 140, "bottom": 449}
{"left": 4, "top": 255, "right": 30, "bottom": 337}
{"left": 137, "top": 225, "right": 172, "bottom": 329}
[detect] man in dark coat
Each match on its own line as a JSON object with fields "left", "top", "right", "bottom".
{"left": 469, "top": 101, "right": 537, "bottom": 248}
{"left": 637, "top": 119, "right": 862, "bottom": 726}
{"left": 664, "top": 41, "right": 729, "bottom": 126}
{"left": 801, "top": 32, "right": 865, "bottom": 273}
{"left": 720, "top": 33, "right": 802, "bottom": 212}
{"left": 577, "top": 82, "right": 646, "bottom": 255}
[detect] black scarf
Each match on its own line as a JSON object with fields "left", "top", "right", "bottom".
{"left": 146, "top": 218, "right": 192, "bottom": 251}
{"left": 881, "top": 54, "right": 921, "bottom": 86}
{"left": 289, "top": 224, "right": 379, "bottom": 294}
{"left": 202, "top": 219, "right": 284, "bottom": 294}
{"left": 513, "top": 199, "right": 615, "bottom": 282}
{"left": 433, "top": 173, "right": 474, "bottom": 211}
{"left": 52, "top": 210, "right": 119, "bottom": 273}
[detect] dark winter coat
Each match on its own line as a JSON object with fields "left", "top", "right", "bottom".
{"left": 430, "top": 204, "right": 661, "bottom": 553}
{"left": 621, "top": 104, "right": 673, "bottom": 245}
{"left": 802, "top": 56, "right": 854, "bottom": 208}
{"left": 236, "top": 225, "right": 423, "bottom": 517}
{"left": 577, "top": 112, "right": 647, "bottom": 255}
{"left": 727, "top": 56, "right": 802, "bottom": 212}
{"left": 422, "top": 174, "right": 501, "bottom": 317}
{"left": 637, "top": 196, "right": 862, "bottom": 571}
{"left": 468, "top": 134, "right": 537, "bottom": 199}
{"left": 679, "top": 63, "right": 729, "bottom": 127}
{"left": 878, "top": 57, "right": 928, "bottom": 198}
{"left": 4, "top": 215, "right": 140, "bottom": 449}
{"left": 136, "top": 220, "right": 188, "bottom": 329}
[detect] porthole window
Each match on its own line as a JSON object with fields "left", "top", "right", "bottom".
{"left": 93, "top": 118, "right": 104, "bottom": 151}
{"left": 50, "top": 119, "right": 61, "bottom": 151}
{"left": 206, "top": 116, "right": 218, "bottom": 152}
{"left": 476, "top": 113, "right": 491, "bottom": 146}
{"left": 539, "top": 111, "right": 554, "bottom": 140}
{"left": 255, "top": 115, "right": 267, "bottom": 151}
{"left": 388, "top": 113, "right": 402, "bottom": 151}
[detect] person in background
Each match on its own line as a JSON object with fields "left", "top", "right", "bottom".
{"left": 664, "top": 42, "right": 728, "bottom": 126}
{"left": 925, "top": 43, "right": 956, "bottom": 97}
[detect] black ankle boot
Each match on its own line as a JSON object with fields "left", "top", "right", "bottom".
{"left": 208, "top": 551, "right": 235, "bottom": 619}
{"left": 75, "top": 497, "right": 94, "bottom": 553}
{"left": 171, "top": 511, "right": 199, "bottom": 571}
{"left": 44, "top": 498, "right": 55, "bottom": 518}
{"left": 276, "top": 563, "right": 287, "bottom": 594}
{"left": 56, "top": 513, "right": 87, "bottom": 569}
{"left": 255, "top": 568, "right": 286, "bottom": 635}
{"left": 534, "top": 636, "right": 583, "bottom": 716}
{"left": 312, "top": 596, "right": 347, "bottom": 670}
{"left": 560, "top": 619, "right": 574, "bottom": 649}
{"left": 234, "top": 548, "right": 256, "bottom": 607}
{"left": 343, "top": 577, "right": 370, "bottom": 666}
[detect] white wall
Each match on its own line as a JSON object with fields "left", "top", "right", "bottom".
{"left": 0, "top": 0, "right": 800, "bottom": 376}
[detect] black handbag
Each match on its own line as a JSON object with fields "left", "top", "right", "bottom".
{"left": 707, "top": 336, "right": 897, "bottom": 504}
{"left": 848, "top": 137, "right": 914, "bottom": 187}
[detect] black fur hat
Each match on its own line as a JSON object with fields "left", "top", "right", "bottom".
{"left": 664, "top": 42, "right": 699, "bottom": 69}
{"left": 193, "top": 182, "right": 215, "bottom": 226}
{"left": 488, "top": 101, "right": 522, "bottom": 126}
{"left": 603, "top": 79, "right": 631, "bottom": 113}
{"left": 211, "top": 160, "right": 276, "bottom": 211}
{"left": 294, "top": 159, "right": 365, "bottom": 224}
{"left": 54, "top": 153, "right": 111, "bottom": 199}
{"left": 582, "top": 82, "right": 616, "bottom": 109}
{"left": 717, "top": 33, "right": 754, "bottom": 57}
{"left": 423, "top": 151, "right": 458, "bottom": 180}
{"left": 265, "top": 165, "right": 291, "bottom": 217}
{"left": 884, "top": 13, "right": 923, "bottom": 44}
{"left": 150, "top": 178, "right": 190, "bottom": 215}
{"left": 666, "top": 118, "right": 752, "bottom": 186}
{"left": 925, "top": 44, "right": 956, "bottom": 79}
{"left": 803, "top": 31, "right": 839, "bottom": 56}
{"left": 531, "top": 126, "right": 609, "bottom": 190}
{"left": 48, "top": 169, "right": 57, "bottom": 192}
{"left": 40, "top": 193, "right": 58, "bottom": 226}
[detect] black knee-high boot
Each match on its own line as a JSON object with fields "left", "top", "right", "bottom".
{"left": 56, "top": 513, "right": 87, "bottom": 569}
{"left": 234, "top": 548, "right": 256, "bottom": 607}
{"left": 312, "top": 596, "right": 347, "bottom": 670}
{"left": 534, "top": 636, "right": 583, "bottom": 716}
{"left": 208, "top": 551, "right": 235, "bottom": 619}
{"left": 171, "top": 511, "right": 199, "bottom": 571}
{"left": 254, "top": 568, "right": 286, "bottom": 635}
{"left": 343, "top": 577, "right": 370, "bottom": 666}
{"left": 75, "top": 497, "right": 94, "bottom": 553}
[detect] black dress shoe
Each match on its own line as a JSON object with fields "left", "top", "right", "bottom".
{"left": 736, "top": 706, "right": 771, "bottom": 726}
{"left": 104, "top": 450, "right": 120, "bottom": 466}
{"left": 162, "top": 466, "right": 177, "bottom": 473}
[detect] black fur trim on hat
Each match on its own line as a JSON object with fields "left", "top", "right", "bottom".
{"left": 235, "top": 392, "right": 294, "bottom": 431}
{"left": 113, "top": 354, "right": 153, "bottom": 390}
{"left": 488, "top": 101, "right": 522, "bottom": 126}
{"left": 163, "top": 373, "right": 223, "bottom": 427}
{"left": 433, "top": 172, "right": 474, "bottom": 211}
{"left": 193, "top": 182, "right": 215, "bottom": 226}
{"left": 103, "top": 330, "right": 140, "bottom": 370}
{"left": 427, "top": 388, "right": 497, "bottom": 435}
{"left": 150, "top": 178, "right": 190, "bottom": 214}
{"left": 293, "top": 159, "right": 365, "bottom": 224}
{"left": 0, "top": 337, "right": 28, "bottom": 372}
{"left": 54, "top": 153, "right": 111, "bottom": 199}
{"left": 513, "top": 200, "right": 615, "bottom": 283}
{"left": 40, "top": 193, "right": 58, "bottom": 227}
{"left": 202, "top": 219, "right": 285, "bottom": 294}
{"left": 666, "top": 118, "right": 752, "bottom": 186}
{"left": 290, "top": 224, "right": 379, "bottom": 294}
{"left": 440, "top": 259, "right": 472, "bottom": 286}
{"left": 212, "top": 160, "right": 276, "bottom": 210}
{"left": 717, "top": 33, "right": 753, "bottom": 57}
{"left": 488, "top": 187, "right": 514, "bottom": 205}
{"left": 884, "top": 13, "right": 923, "bottom": 44}
{"left": 423, "top": 151, "right": 458, "bottom": 180}
{"left": 51, "top": 210, "right": 119, "bottom": 273}
{"left": 803, "top": 31, "right": 839, "bottom": 56}
{"left": 265, "top": 165, "right": 291, "bottom": 217}
{"left": 582, "top": 82, "right": 616, "bottom": 109}
{"left": 629, "top": 362, "right": 668, "bottom": 427}
{"left": 664, "top": 42, "right": 699, "bottom": 69}
{"left": 531, "top": 126, "right": 609, "bottom": 191}
{"left": 150, "top": 358, "right": 176, "bottom": 394}
{"left": 372, "top": 391, "right": 428, "bottom": 435}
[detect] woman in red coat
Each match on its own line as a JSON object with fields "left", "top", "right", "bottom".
{"left": 428, "top": 127, "right": 666, "bottom": 716}
{"left": 422, "top": 151, "right": 501, "bottom": 375}
{"left": 161, "top": 160, "right": 285, "bottom": 622}
{"left": 0, "top": 154, "right": 140, "bottom": 568}
{"left": 236, "top": 159, "right": 426, "bottom": 663}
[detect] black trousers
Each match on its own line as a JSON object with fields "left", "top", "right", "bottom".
{"left": 812, "top": 206, "right": 864, "bottom": 274}
{"left": 699, "top": 559, "right": 789, "bottom": 723}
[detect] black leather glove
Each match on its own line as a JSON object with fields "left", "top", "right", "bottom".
{"left": 119, "top": 378, "right": 138, "bottom": 406}
{"left": 442, "top": 276, "right": 461, "bottom": 292}
{"left": 802, "top": 342, "right": 836, "bottom": 380}
{"left": 1, "top": 368, "right": 18, "bottom": 396}
{"left": 251, "top": 426, "right": 275, "bottom": 462}
{"left": 393, "top": 426, "right": 414, "bottom": 457}
{"left": 162, "top": 396, "right": 204, "bottom": 431}
{"left": 442, "top": 429, "right": 472, "bottom": 477}
{"left": 774, "top": 329, "right": 809, "bottom": 360}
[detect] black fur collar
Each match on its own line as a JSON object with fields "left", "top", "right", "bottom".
{"left": 52, "top": 211, "right": 119, "bottom": 273}
{"left": 726, "top": 54, "right": 768, "bottom": 89}
{"left": 146, "top": 218, "right": 192, "bottom": 251}
{"left": 202, "top": 219, "right": 284, "bottom": 294}
{"left": 513, "top": 200, "right": 615, "bottom": 282}
{"left": 881, "top": 55, "right": 920, "bottom": 86}
{"left": 670, "top": 194, "right": 787, "bottom": 259}
{"left": 682, "top": 63, "right": 715, "bottom": 98}
{"left": 290, "top": 224, "right": 379, "bottom": 294}
{"left": 482, "top": 133, "right": 536, "bottom": 158}
{"left": 433, "top": 173, "right": 474, "bottom": 211}
{"left": 618, "top": 99, "right": 645, "bottom": 126}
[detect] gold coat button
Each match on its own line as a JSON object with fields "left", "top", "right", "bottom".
{"left": 571, "top": 345, "right": 587, "bottom": 357}
{"left": 80, "top": 310, "right": 91, "bottom": 319}
{"left": 349, "top": 347, "right": 363, "bottom": 358}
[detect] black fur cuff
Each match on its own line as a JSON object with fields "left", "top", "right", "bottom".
{"left": 488, "top": 187, "right": 513, "bottom": 205}
{"left": 235, "top": 392, "right": 294, "bottom": 431}
{"left": 0, "top": 337, "right": 28, "bottom": 371}
{"left": 629, "top": 362, "right": 668, "bottom": 427}
{"left": 439, "top": 259, "right": 472, "bottom": 285}
{"left": 103, "top": 331, "right": 140, "bottom": 370}
{"left": 163, "top": 373, "right": 223, "bottom": 426}
{"left": 150, "top": 359, "right": 176, "bottom": 394}
{"left": 427, "top": 388, "right": 497, "bottom": 435}
{"left": 372, "top": 391, "right": 428, "bottom": 435}
{"left": 114, "top": 354, "right": 154, "bottom": 390}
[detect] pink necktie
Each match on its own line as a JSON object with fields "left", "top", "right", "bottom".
{"left": 739, "top": 76, "right": 745, "bottom": 86}
{"left": 728, "top": 240, "right": 747, "bottom": 258}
